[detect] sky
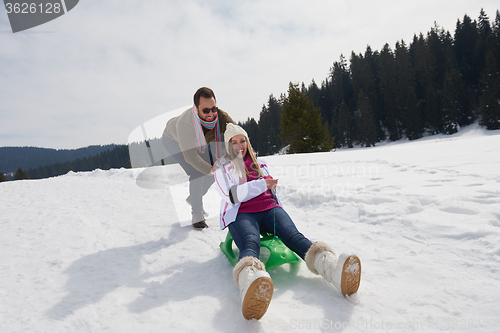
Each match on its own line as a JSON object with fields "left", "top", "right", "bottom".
{"left": 1, "top": 0, "right": 498, "bottom": 149}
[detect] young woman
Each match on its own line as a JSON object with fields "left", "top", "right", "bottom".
{"left": 214, "top": 124, "right": 361, "bottom": 320}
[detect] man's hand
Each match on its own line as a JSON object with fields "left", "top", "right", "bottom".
{"left": 210, "top": 159, "right": 220, "bottom": 175}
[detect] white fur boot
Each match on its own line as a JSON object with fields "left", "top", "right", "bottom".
{"left": 233, "top": 256, "right": 274, "bottom": 320}
{"left": 305, "top": 242, "right": 361, "bottom": 296}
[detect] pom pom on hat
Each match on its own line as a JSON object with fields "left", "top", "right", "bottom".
{"left": 224, "top": 123, "right": 249, "bottom": 154}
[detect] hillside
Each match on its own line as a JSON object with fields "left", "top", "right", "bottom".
{"left": 1, "top": 124, "right": 499, "bottom": 332}
{"left": 0, "top": 145, "right": 118, "bottom": 174}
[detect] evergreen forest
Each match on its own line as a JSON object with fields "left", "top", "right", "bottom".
{"left": 240, "top": 10, "right": 500, "bottom": 154}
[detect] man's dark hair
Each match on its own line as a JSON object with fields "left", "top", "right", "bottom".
{"left": 193, "top": 87, "right": 216, "bottom": 107}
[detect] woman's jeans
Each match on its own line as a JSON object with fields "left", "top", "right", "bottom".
{"left": 228, "top": 207, "right": 313, "bottom": 261}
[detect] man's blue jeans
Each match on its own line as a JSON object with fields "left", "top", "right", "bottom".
{"left": 228, "top": 207, "right": 313, "bottom": 261}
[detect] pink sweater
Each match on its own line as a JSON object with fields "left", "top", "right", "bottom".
{"left": 238, "top": 156, "right": 281, "bottom": 213}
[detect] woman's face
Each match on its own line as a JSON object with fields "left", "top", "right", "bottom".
{"left": 230, "top": 134, "right": 248, "bottom": 159}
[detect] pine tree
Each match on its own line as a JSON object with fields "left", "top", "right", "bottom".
{"left": 410, "top": 33, "right": 441, "bottom": 134}
{"left": 239, "top": 117, "right": 259, "bottom": 152}
{"left": 479, "top": 50, "right": 500, "bottom": 129}
{"left": 427, "top": 23, "right": 449, "bottom": 91}
{"left": 364, "top": 46, "right": 384, "bottom": 140}
{"left": 476, "top": 9, "right": 492, "bottom": 81}
{"left": 442, "top": 66, "right": 465, "bottom": 134}
{"left": 378, "top": 44, "right": 401, "bottom": 140}
{"left": 454, "top": 14, "right": 479, "bottom": 125}
{"left": 478, "top": 8, "right": 492, "bottom": 36}
{"left": 455, "top": 14, "right": 480, "bottom": 91}
{"left": 316, "top": 79, "right": 336, "bottom": 135}
{"left": 307, "top": 80, "right": 326, "bottom": 121}
{"left": 395, "top": 40, "right": 423, "bottom": 140}
{"left": 330, "top": 55, "right": 355, "bottom": 116}
{"left": 14, "top": 167, "right": 29, "bottom": 180}
{"left": 0, "top": 171, "right": 8, "bottom": 182}
{"left": 330, "top": 56, "right": 347, "bottom": 104}
{"left": 494, "top": 11, "right": 500, "bottom": 70}
{"left": 350, "top": 48, "right": 380, "bottom": 126}
{"left": 257, "top": 94, "right": 283, "bottom": 155}
{"left": 337, "top": 100, "right": 356, "bottom": 148}
{"left": 280, "top": 83, "right": 334, "bottom": 153}
{"left": 355, "top": 90, "right": 378, "bottom": 147}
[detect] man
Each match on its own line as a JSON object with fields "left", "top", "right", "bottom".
{"left": 162, "top": 87, "right": 234, "bottom": 229}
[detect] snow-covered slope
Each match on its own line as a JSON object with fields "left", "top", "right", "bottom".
{"left": 2, "top": 124, "right": 500, "bottom": 332}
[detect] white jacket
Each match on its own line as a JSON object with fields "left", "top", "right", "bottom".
{"left": 214, "top": 157, "right": 282, "bottom": 229}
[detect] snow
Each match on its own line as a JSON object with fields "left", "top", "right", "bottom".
{"left": 1, "top": 123, "right": 500, "bottom": 332}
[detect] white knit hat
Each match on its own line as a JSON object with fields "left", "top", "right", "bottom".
{"left": 224, "top": 123, "right": 249, "bottom": 154}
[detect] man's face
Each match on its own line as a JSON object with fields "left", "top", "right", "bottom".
{"left": 197, "top": 96, "right": 217, "bottom": 122}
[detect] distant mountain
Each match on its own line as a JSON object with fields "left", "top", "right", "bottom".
{"left": 0, "top": 145, "right": 118, "bottom": 174}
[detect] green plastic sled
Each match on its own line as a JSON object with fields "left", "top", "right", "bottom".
{"left": 219, "top": 230, "right": 300, "bottom": 271}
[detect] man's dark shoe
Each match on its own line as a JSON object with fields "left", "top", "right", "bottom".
{"left": 192, "top": 220, "right": 209, "bottom": 230}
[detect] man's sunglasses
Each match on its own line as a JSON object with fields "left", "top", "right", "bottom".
{"left": 201, "top": 106, "right": 218, "bottom": 114}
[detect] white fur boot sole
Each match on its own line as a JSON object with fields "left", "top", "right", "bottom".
{"left": 334, "top": 253, "right": 361, "bottom": 296}
{"left": 241, "top": 276, "right": 274, "bottom": 320}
